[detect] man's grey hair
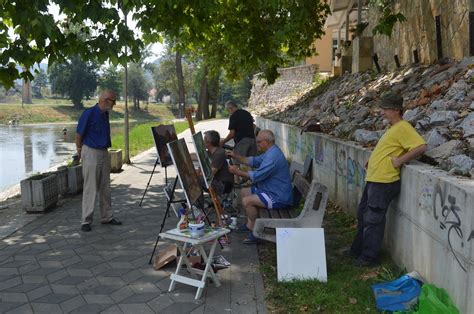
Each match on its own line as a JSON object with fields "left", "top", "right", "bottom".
{"left": 225, "top": 100, "right": 238, "bottom": 109}
{"left": 259, "top": 130, "right": 275, "bottom": 144}
{"left": 204, "top": 130, "right": 220, "bottom": 147}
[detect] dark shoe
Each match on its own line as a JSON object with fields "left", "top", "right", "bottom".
{"left": 243, "top": 233, "right": 258, "bottom": 245}
{"left": 342, "top": 249, "right": 358, "bottom": 258}
{"left": 102, "top": 218, "right": 122, "bottom": 225}
{"left": 353, "top": 257, "right": 378, "bottom": 267}
{"left": 235, "top": 224, "right": 250, "bottom": 233}
{"left": 81, "top": 224, "right": 91, "bottom": 232}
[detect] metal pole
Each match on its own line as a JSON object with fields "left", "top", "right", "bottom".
{"left": 123, "top": 6, "right": 131, "bottom": 164}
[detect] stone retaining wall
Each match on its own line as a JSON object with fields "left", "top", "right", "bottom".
{"left": 367, "top": 0, "right": 470, "bottom": 69}
{"left": 256, "top": 116, "right": 474, "bottom": 314}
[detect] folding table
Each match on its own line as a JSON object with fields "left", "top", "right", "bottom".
{"left": 159, "top": 227, "right": 230, "bottom": 299}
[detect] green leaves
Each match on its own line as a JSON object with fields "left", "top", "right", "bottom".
{"left": 1, "top": 0, "right": 330, "bottom": 88}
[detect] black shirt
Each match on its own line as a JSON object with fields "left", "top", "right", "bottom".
{"left": 228, "top": 109, "right": 255, "bottom": 143}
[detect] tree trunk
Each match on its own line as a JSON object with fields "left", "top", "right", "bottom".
{"left": 211, "top": 101, "right": 217, "bottom": 118}
{"left": 22, "top": 79, "right": 32, "bottom": 105}
{"left": 200, "top": 66, "right": 210, "bottom": 120}
{"left": 195, "top": 102, "right": 203, "bottom": 121}
{"left": 176, "top": 51, "right": 186, "bottom": 118}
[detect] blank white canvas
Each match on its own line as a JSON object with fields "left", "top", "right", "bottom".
{"left": 276, "top": 228, "right": 327, "bottom": 282}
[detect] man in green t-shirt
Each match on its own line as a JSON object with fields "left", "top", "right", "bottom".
{"left": 348, "top": 92, "right": 427, "bottom": 267}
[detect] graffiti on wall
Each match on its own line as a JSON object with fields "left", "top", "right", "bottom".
{"left": 431, "top": 183, "right": 473, "bottom": 272}
{"left": 335, "top": 148, "right": 366, "bottom": 188}
{"left": 288, "top": 127, "right": 298, "bottom": 155}
{"left": 418, "top": 186, "right": 433, "bottom": 214}
{"left": 314, "top": 137, "right": 324, "bottom": 164}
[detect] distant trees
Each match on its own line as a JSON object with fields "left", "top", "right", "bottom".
{"left": 98, "top": 65, "right": 122, "bottom": 96}
{"left": 127, "top": 63, "right": 150, "bottom": 110}
{"left": 32, "top": 69, "right": 48, "bottom": 98}
{"left": 48, "top": 56, "right": 98, "bottom": 108}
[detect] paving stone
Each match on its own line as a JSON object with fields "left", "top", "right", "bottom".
{"left": 0, "top": 261, "right": 31, "bottom": 268}
{"left": 67, "top": 268, "right": 94, "bottom": 277}
{"left": 0, "top": 267, "right": 19, "bottom": 276}
{"left": 100, "top": 305, "right": 124, "bottom": 314}
{"left": 27, "top": 285, "right": 52, "bottom": 301}
{"left": 30, "top": 303, "right": 63, "bottom": 314}
{"left": 130, "top": 282, "right": 160, "bottom": 294}
{"left": 54, "top": 276, "right": 88, "bottom": 285}
{"left": 22, "top": 275, "right": 48, "bottom": 284}
{"left": 0, "top": 302, "right": 27, "bottom": 313}
{"left": 90, "top": 262, "right": 111, "bottom": 275}
{"left": 121, "top": 270, "right": 144, "bottom": 284}
{"left": 9, "top": 283, "right": 48, "bottom": 293}
{"left": 13, "top": 255, "right": 37, "bottom": 262}
{"left": 118, "top": 303, "right": 155, "bottom": 314}
{"left": 59, "top": 295, "right": 86, "bottom": 313}
{"left": 33, "top": 293, "right": 74, "bottom": 304}
{"left": 61, "top": 256, "right": 82, "bottom": 267}
{"left": 0, "top": 292, "right": 29, "bottom": 303}
{"left": 68, "top": 260, "right": 102, "bottom": 269}
{"left": 96, "top": 276, "right": 126, "bottom": 286}
{"left": 0, "top": 276, "right": 22, "bottom": 291}
{"left": 47, "top": 269, "right": 69, "bottom": 283}
{"left": 159, "top": 302, "right": 203, "bottom": 314}
{"left": 121, "top": 292, "right": 158, "bottom": 304}
{"left": 38, "top": 261, "right": 63, "bottom": 268}
{"left": 110, "top": 286, "right": 135, "bottom": 303}
{"left": 25, "top": 266, "right": 58, "bottom": 276}
{"left": 190, "top": 304, "right": 206, "bottom": 314}
{"left": 83, "top": 294, "right": 115, "bottom": 304}
{"left": 5, "top": 303, "right": 33, "bottom": 314}
{"left": 85, "top": 284, "right": 122, "bottom": 295}
{"left": 69, "top": 303, "right": 111, "bottom": 314}
{"left": 108, "top": 262, "right": 135, "bottom": 269}
{"left": 50, "top": 284, "right": 80, "bottom": 295}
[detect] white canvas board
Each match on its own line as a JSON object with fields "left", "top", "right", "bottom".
{"left": 276, "top": 228, "right": 327, "bottom": 282}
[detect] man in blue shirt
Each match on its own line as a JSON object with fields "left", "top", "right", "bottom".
{"left": 228, "top": 130, "right": 293, "bottom": 244}
{"left": 76, "top": 90, "right": 122, "bottom": 232}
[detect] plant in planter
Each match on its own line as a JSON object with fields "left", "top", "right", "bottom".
{"left": 21, "top": 172, "right": 58, "bottom": 212}
{"left": 108, "top": 149, "right": 123, "bottom": 173}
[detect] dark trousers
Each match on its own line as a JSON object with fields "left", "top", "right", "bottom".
{"left": 350, "top": 181, "right": 401, "bottom": 261}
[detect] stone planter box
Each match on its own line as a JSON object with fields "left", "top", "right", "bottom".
{"left": 21, "top": 173, "right": 58, "bottom": 212}
{"left": 109, "top": 149, "right": 123, "bottom": 173}
{"left": 56, "top": 166, "right": 69, "bottom": 196}
{"left": 68, "top": 164, "right": 83, "bottom": 194}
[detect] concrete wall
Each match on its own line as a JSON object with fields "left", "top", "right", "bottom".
{"left": 256, "top": 116, "right": 474, "bottom": 314}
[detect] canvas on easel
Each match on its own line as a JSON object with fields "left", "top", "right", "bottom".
{"left": 167, "top": 138, "right": 203, "bottom": 209}
{"left": 192, "top": 131, "right": 213, "bottom": 189}
{"left": 151, "top": 125, "right": 178, "bottom": 168}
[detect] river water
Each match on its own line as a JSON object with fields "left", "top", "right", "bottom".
{"left": 0, "top": 123, "right": 130, "bottom": 192}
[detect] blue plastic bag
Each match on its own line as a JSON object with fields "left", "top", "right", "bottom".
{"left": 372, "top": 274, "right": 422, "bottom": 312}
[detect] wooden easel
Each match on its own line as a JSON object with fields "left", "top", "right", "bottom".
{"left": 185, "top": 108, "right": 226, "bottom": 229}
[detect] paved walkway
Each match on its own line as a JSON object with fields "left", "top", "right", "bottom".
{"left": 0, "top": 120, "right": 266, "bottom": 313}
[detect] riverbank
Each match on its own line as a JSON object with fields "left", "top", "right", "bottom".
{"left": 0, "top": 100, "right": 176, "bottom": 124}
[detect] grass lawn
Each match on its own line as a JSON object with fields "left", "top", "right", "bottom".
{"left": 0, "top": 99, "right": 176, "bottom": 124}
{"left": 258, "top": 203, "right": 404, "bottom": 313}
{"left": 111, "top": 121, "right": 189, "bottom": 158}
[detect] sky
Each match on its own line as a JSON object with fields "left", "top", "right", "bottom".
{"left": 47, "top": 3, "right": 165, "bottom": 63}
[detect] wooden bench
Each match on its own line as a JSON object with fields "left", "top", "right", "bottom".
{"left": 253, "top": 158, "right": 328, "bottom": 243}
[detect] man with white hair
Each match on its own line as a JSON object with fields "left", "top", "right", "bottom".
{"left": 227, "top": 129, "right": 293, "bottom": 244}
{"left": 76, "top": 90, "right": 122, "bottom": 232}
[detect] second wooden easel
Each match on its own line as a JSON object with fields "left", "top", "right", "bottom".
{"left": 184, "top": 108, "right": 226, "bottom": 229}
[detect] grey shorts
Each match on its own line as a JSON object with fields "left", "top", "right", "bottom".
{"left": 233, "top": 137, "right": 257, "bottom": 164}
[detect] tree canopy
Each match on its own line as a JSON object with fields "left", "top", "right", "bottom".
{"left": 48, "top": 56, "right": 98, "bottom": 108}
{"left": 1, "top": 1, "right": 330, "bottom": 88}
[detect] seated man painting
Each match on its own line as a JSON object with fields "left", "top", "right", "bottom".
{"left": 203, "top": 130, "right": 234, "bottom": 196}
{"left": 227, "top": 129, "right": 293, "bottom": 244}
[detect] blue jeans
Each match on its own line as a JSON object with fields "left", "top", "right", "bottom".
{"left": 350, "top": 181, "right": 401, "bottom": 261}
